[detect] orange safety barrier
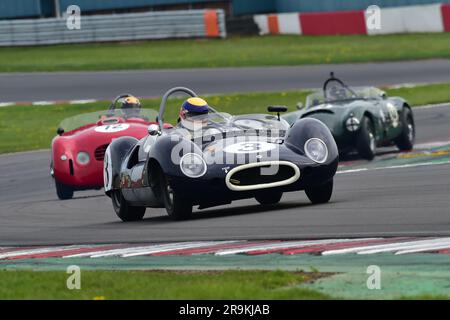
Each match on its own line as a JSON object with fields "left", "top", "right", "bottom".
{"left": 204, "top": 10, "right": 220, "bottom": 37}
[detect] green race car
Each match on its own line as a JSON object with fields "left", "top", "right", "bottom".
{"left": 283, "top": 73, "right": 415, "bottom": 160}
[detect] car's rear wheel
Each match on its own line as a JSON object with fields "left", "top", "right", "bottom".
{"left": 356, "top": 116, "right": 376, "bottom": 160}
{"left": 305, "top": 179, "right": 333, "bottom": 204}
{"left": 159, "top": 172, "right": 192, "bottom": 220}
{"left": 111, "top": 189, "right": 146, "bottom": 222}
{"left": 55, "top": 179, "right": 74, "bottom": 200}
{"left": 395, "top": 107, "right": 415, "bottom": 151}
{"left": 255, "top": 191, "right": 283, "bottom": 205}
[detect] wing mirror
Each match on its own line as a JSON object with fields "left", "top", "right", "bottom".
{"left": 268, "top": 105, "right": 288, "bottom": 121}
{"left": 148, "top": 124, "right": 161, "bottom": 136}
{"left": 56, "top": 127, "right": 65, "bottom": 136}
{"left": 296, "top": 102, "right": 305, "bottom": 110}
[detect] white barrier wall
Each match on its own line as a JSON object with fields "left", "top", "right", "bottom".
{"left": 253, "top": 14, "right": 269, "bottom": 35}
{"left": 277, "top": 13, "right": 302, "bottom": 35}
{"left": 367, "top": 4, "right": 444, "bottom": 35}
{"left": 255, "top": 3, "right": 449, "bottom": 36}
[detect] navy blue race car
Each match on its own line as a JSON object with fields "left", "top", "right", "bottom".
{"left": 104, "top": 87, "right": 339, "bottom": 221}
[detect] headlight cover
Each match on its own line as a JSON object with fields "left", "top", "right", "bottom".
{"left": 304, "top": 138, "right": 328, "bottom": 164}
{"left": 76, "top": 151, "right": 90, "bottom": 165}
{"left": 345, "top": 117, "right": 360, "bottom": 132}
{"left": 180, "top": 153, "right": 207, "bottom": 178}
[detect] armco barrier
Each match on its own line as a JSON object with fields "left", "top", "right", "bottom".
{"left": 0, "top": 9, "right": 226, "bottom": 46}
{"left": 254, "top": 3, "right": 450, "bottom": 36}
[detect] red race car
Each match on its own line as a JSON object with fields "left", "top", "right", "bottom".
{"left": 51, "top": 94, "right": 167, "bottom": 200}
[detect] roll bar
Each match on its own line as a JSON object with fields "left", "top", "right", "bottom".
{"left": 158, "top": 87, "right": 198, "bottom": 131}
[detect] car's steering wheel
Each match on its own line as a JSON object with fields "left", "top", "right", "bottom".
{"left": 107, "top": 93, "right": 134, "bottom": 116}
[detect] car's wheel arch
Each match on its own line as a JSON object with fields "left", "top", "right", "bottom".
{"left": 104, "top": 136, "right": 138, "bottom": 196}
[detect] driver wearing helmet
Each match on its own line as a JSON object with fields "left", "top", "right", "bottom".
{"left": 121, "top": 96, "right": 141, "bottom": 118}
{"left": 178, "top": 97, "right": 210, "bottom": 131}
{"left": 328, "top": 85, "right": 347, "bottom": 101}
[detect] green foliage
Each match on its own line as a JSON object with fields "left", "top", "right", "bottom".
{"left": 2, "top": 34, "right": 450, "bottom": 72}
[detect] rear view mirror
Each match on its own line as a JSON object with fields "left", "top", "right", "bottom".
{"left": 268, "top": 105, "right": 288, "bottom": 113}
{"left": 268, "top": 105, "right": 288, "bottom": 121}
{"left": 148, "top": 124, "right": 161, "bottom": 136}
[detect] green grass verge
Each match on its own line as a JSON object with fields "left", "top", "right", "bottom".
{"left": 2, "top": 34, "right": 450, "bottom": 72}
{"left": 1, "top": 83, "right": 450, "bottom": 154}
{"left": 0, "top": 270, "right": 328, "bottom": 300}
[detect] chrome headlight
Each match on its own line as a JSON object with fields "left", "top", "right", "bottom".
{"left": 304, "top": 138, "right": 328, "bottom": 164}
{"left": 345, "top": 117, "right": 360, "bottom": 132}
{"left": 76, "top": 151, "right": 90, "bottom": 165}
{"left": 180, "top": 153, "right": 207, "bottom": 178}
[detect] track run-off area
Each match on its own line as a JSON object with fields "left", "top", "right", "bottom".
{"left": 0, "top": 103, "right": 449, "bottom": 246}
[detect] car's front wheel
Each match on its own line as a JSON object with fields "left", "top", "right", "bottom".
{"left": 255, "top": 191, "right": 283, "bottom": 205}
{"left": 305, "top": 179, "right": 333, "bottom": 204}
{"left": 55, "top": 179, "right": 74, "bottom": 200}
{"left": 395, "top": 107, "right": 415, "bottom": 151}
{"left": 160, "top": 172, "right": 192, "bottom": 220}
{"left": 111, "top": 189, "right": 146, "bottom": 222}
{"left": 356, "top": 116, "right": 376, "bottom": 160}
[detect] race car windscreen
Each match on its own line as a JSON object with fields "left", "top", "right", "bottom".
{"left": 178, "top": 109, "right": 231, "bottom": 131}
{"left": 58, "top": 108, "right": 158, "bottom": 132}
{"left": 305, "top": 86, "right": 384, "bottom": 108}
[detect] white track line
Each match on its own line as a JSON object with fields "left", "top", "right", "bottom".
{"left": 415, "top": 102, "right": 450, "bottom": 110}
{"left": 69, "top": 99, "right": 98, "bottom": 104}
{"left": 358, "top": 239, "right": 450, "bottom": 255}
{"left": 0, "top": 245, "right": 91, "bottom": 259}
{"left": 396, "top": 243, "right": 450, "bottom": 254}
{"left": 32, "top": 101, "right": 55, "bottom": 106}
{"left": 63, "top": 244, "right": 162, "bottom": 258}
{"left": 214, "top": 239, "right": 377, "bottom": 256}
{"left": 322, "top": 238, "right": 445, "bottom": 255}
{"left": 0, "top": 102, "right": 15, "bottom": 107}
{"left": 122, "top": 241, "right": 238, "bottom": 257}
{"left": 67, "top": 242, "right": 226, "bottom": 258}
{"left": 338, "top": 160, "right": 450, "bottom": 174}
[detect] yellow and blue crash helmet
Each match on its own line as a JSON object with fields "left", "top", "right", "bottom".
{"left": 179, "top": 97, "right": 210, "bottom": 121}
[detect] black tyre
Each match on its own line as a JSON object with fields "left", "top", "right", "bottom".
{"left": 55, "top": 179, "right": 74, "bottom": 200}
{"left": 395, "top": 107, "right": 415, "bottom": 151}
{"left": 305, "top": 179, "right": 333, "bottom": 204}
{"left": 255, "top": 191, "right": 283, "bottom": 205}
{"left": 356, "top": 116, "right": 376, "bottom": 160}
{"left": 111, "top": 190, "right": 146, "bottom": 222}
{"left": 160, "top": 172, "right": 192, "bottom": 220}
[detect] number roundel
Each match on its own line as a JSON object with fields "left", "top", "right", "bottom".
{"left": 224, "top": 141, "right": 277, "bottom": 154}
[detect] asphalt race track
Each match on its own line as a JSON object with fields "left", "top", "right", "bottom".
{"left": 0, "top": 104, "right": 449, "bottom": 245}
{"left": 1, "top": 59, "right": 450, "bottom": 102}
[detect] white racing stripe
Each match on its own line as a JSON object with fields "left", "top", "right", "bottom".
{"left": 122, "top": 241, "right": 238, "bottom": 257}
{"left": 0, "top": 245, "right": 90, "bottom": 259}
{"left": 214, "top": 239, "right": 377, "bottom": 256}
